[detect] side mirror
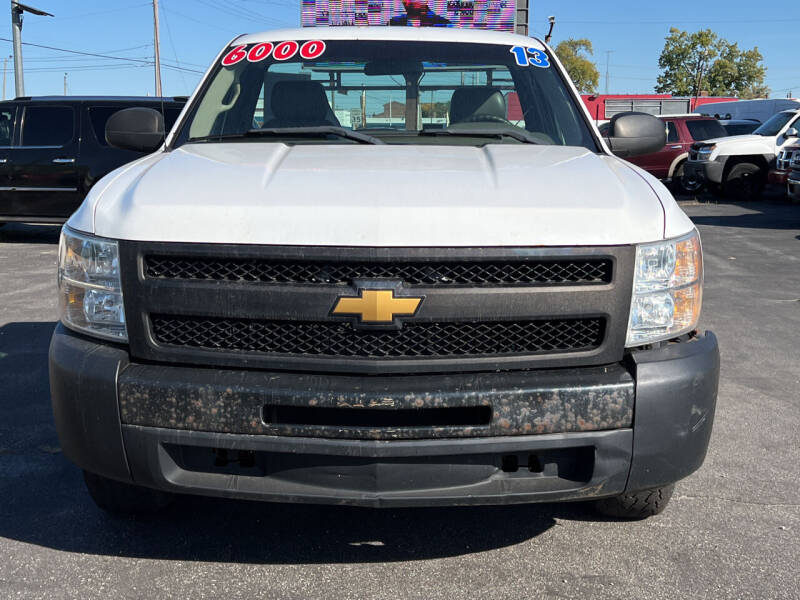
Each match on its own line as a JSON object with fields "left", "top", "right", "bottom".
{"left": 785, "top": 127, "right": 799, "bottom": 138}
{"left": 605, "top": 112, "right": 667, "bottom": 158}
{"left": 106, "top": 107, "right": 165, "bottom": 153}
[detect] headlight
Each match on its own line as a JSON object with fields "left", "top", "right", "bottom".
{"left": 58, "top": 227, "right": 127, "bottom": 342}
{"left": 697, "top": 145, "right": 715, "bottom": 160}
{"left": 626, "top": 230, "right": 703, "bottom": 347}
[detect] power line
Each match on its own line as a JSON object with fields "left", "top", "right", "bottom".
{"left": 0, "top": 37, "right": 204, "bottom": 73}
{"left": 57, "top": 3, "right": 151, "bottom": 21}
{"left": 159, "top": 0, "right": 189, "bottom": 94}
{"left": 0, "top": 37, "right": 154, "bottom": 64}
{"left": 192, "top": 0, "right": 294, "bottom": 27}
{"left": 26, "top": 65, "right": 148, "bottom": 73}
{"left": 159, "top": 6, "right": 242, "bottom": 35}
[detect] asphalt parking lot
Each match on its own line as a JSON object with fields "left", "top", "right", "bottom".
{"left": 0, "top": 198, "right": 798, "bottom": 600}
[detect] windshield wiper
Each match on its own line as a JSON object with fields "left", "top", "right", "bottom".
{"left": 189, "top": 126, "right": 384, "bottom": 145}
{"left": 419, "top": 128, "right": 541, "bottom": 144}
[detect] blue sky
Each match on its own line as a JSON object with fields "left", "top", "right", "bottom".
{"left": 1, "top": 0, "right": 797, "bottom": 98}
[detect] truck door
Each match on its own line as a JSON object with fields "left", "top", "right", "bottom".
{"left": 8, "top": 103, "right": 81, "bottom": 218}
{"left": 0, "top": 102, "right": 18, "bottom": 216}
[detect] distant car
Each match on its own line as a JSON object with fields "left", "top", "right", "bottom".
{"left": 0, "top": 96, "right": 186, "bottom": 225}
{"left": 767, "top": 145, "right": 800, "bottom": 186}
{"left": 719, "top": 119, "right": 760, "bottom": 136}
{"left": 787, "top": 150, "right": 800, "bottom": 201}
{"left": 603, "top": 115, "right": 728, "bottom": 193}
{"left": 685, "top": 109, "right": 800, "bottom": 201}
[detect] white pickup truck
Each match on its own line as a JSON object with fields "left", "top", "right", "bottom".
{"left": 49, "top": 27, "right": 719, "bottom": 519}
{"left": 684, "top": 109, "right": 800, "bottom": 200}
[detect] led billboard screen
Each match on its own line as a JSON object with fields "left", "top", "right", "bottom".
{"left": 301, "top": 0, "right": 515, "bottom": 32}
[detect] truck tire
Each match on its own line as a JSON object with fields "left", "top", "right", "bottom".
{"left": 672, "top": 162, "right": 701, "bottom": 195}
{"left": 724, "top": 162, "right": 765, "bottom": 201}
{"left": 83, "top": 471, "right": 173, "bottom": 515}
{"left": 593, "top": 484, "right": 674, "bottom": 519}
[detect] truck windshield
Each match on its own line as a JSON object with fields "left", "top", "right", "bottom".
{"left": 685, "top": 119, "right": 726, "bottom": 141}
{"left": 754, "top": 111, "right": 797, "bottom": 137}
{"left": 174, "top": 39, "right": 598, "bottom": 150}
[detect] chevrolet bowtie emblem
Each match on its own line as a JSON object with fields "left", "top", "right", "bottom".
{"left": 332, "top": 288, "right": 423, "bottom": 325}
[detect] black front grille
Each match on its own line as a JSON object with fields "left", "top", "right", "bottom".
{"left": 151, "top": 315, "right": 605, "bottom": 358}
{"left": 145, "top": 256, "right": 612, "bottom": 287}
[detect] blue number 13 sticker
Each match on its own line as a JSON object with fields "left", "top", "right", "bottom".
{"left": 510, "top": 46, "right": 550, "bottom": 68}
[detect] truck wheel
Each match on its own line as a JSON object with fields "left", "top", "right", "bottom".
{"left": 83, "top": 470, "right": 173, "bottom": 515}
{"left": 673, "top": 163, "right": 701, "bottom": 195}
{"left": 724, "top": 163, "right": 765, "bottom": 201}
{"left": 593, "top": 484, "right": 674, "bottom": 519}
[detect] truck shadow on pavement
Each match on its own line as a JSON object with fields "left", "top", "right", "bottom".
{"left": 688, "top": 200, "right": 800, "bottom": 231}
{"left": 0, "top": 223, "right": 61, "bottom": 244}
{"left": 0, "top": 321, "right": 616, "bottom": 563}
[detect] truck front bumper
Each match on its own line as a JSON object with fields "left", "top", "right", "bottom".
{"left": 684, "top": 159, "right": 725, "bottom": 187}
{"left": 788, "top": 176, "right": 800, "bottom": 200}
{"left": 50, "top": 325, "right": 719, "bottom": 507}
{"left": 768, "top": 169, "right": 790, "bottom": 185}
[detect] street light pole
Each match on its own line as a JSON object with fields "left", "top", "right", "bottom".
{"left": 10, "top": 2, "right": 53, "bottom": 98}
{"left": 153, "top": 0, "right": 162, "bottom": 96}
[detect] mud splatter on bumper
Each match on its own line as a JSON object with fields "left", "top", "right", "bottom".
{"left": 118, "top": 364, "right": 633, "bottom": 440}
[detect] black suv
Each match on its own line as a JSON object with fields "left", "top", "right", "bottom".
{"left": 0, "top": 96, "right": 185, "bottom": 224}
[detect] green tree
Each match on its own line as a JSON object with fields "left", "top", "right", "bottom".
{"left": 655, "top": 28, "right": 769, "bottom": 98}
{"left": 554, "top": 39, "right": 599, "bottom": 94}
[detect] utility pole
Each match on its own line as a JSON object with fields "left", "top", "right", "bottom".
{"left": 604, "top": 50, "right": 613, "bottom": 95}
{"left": 2, "top": 56, "right": 9, "bottom": 100}
{"left": 10, "top": 1, "right": 54, "bottom": 98}
{"left": 152, "top": 0, "right": 162, "bottom": 96}
{"left": 63, "top": 72, "right": 67, "bottom": 95}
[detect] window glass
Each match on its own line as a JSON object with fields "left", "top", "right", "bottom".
{"left": 179, "top": 40, "right": 598, "bottom": 150}
{"left": 666, "top": 122, "right": 679, "bottom": 143}
{"left": 0, "top": 106, "right": 15, "bottom": 146}
{"left": 754, "top": 111, "right": 796, "bottom": 137}
{"left": 21, "top": 106, "right": 74, "bottom": 146}
{"left": 89, "top": 106, "right": 123, "bottom": 146}
{"left": 90, "top": 105, "right": 183, "bottom": 146}
{"left": 685, "top": 119, "right": 727, "bottom": 141}
{"left": 165, "top": 107, "right": 183, "bottom": 131}
{"left": 723, "top": 122, "right": 759, "bottom": 136}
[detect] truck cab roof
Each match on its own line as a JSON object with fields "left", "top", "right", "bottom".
{"left": 233, "top": 25, "right": 547, "bottom": 48}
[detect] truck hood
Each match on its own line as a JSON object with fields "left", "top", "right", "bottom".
{"left": 700, "top": 134, "right": 776, "bottom": 157}
{"left": 76, "top": 142, "right": 671, "bottom": 246}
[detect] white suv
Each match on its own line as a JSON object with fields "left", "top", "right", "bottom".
{"left": 685, "top": 109, "right": 800, "bottom": 200}
{"left": 49, "top": 27, "right": 719, "bottom": 519}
